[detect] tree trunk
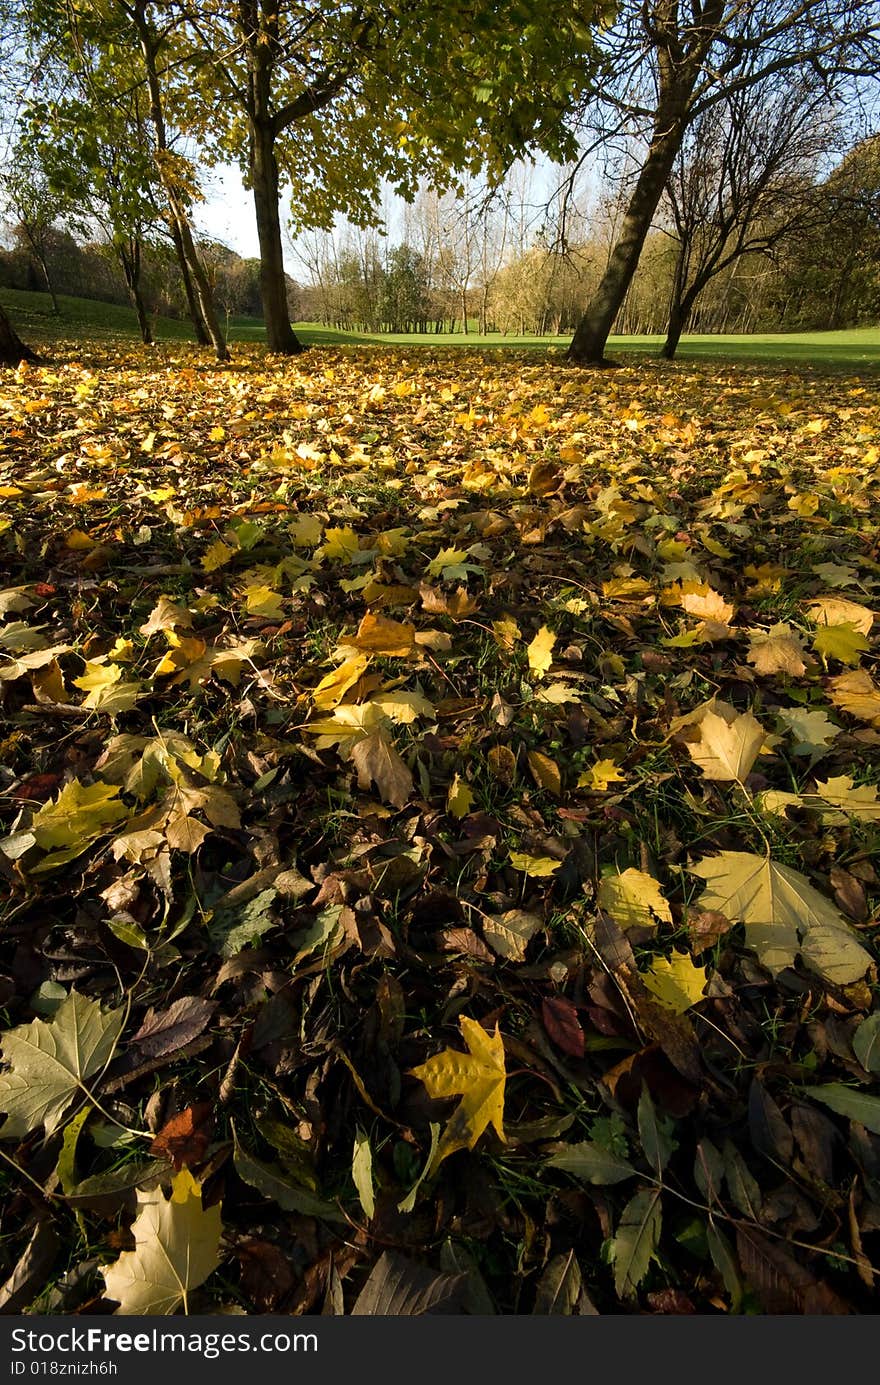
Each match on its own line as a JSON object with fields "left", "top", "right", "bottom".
{"left": 119, "top": 239, "right": 153, "bottom": 345}
{"left": 0, "top": 305, "right": 37, "bottom": 365}
{"left": 35, "top": 252, "right": 60, "bottom": 316}
{"left": 568, "top": 105, "right": 687, "bottom": 364}
{"left": 250, "top": 122, "right": 303, "bottom": 353}
{"left": 133, "top": 0, "right": 228, "bottom": 362}
{"left": 169, "top": 219, "right": 209, "bottom": 344}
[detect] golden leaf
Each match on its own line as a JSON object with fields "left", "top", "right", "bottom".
{"left": 598, "top": 868, "right": 672, "bottom": 931}
{"left": 409, "top": 1016, "right": 506, "bottom": 1170}
{"left": 101, "top": 1170, "right": 222, "bottom": 1315}
{"left": 643, "top": 952, "right": 708, "bottom": 1014}
{"left": 526, "top": 625, "right": 556, "bottom": 678}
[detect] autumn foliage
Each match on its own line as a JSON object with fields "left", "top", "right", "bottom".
{"left": 0, "top": 342, "right": 879, "bottom": 1314}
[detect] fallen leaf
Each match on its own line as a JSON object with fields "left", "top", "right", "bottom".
{"left": 690, "top": 851, "right": 870, "bottom": 982}
{"left": 643, "top": 953, "right": 708, "bottom": 1014}
{"left": 100, "top": 1169, "right": 222, "bottom": 1314}
{"left": 351, "top": 729, "right": 414, "bottom": 807}
{"left": 686, "top": 708, "right": 765, "bottom": 781}
{"left": 597, "top": 868, "right": 672, "bottom": 931}
{"left": 410, "top": 1016, "right": 506, "bottom": 1170}
{"left": 527, "top": 625, "right": 556, "bottom": 678}
{"left": 0, "top": 992, "right": 124, "bottom": 1139}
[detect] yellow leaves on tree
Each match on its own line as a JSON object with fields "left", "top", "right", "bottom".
{"left": 101, "top": 1170, "right": 222, "bottom": 1315}
{"left": 410, "top": 1016, "right": 506, "bottom": 1171}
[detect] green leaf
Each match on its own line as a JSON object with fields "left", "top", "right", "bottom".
{"left": 352, "top": 1127, "right": 375, "bottom": 1220}
{"left": 811, "top": 1084, "right": 880, "bottom": 1133}
{"left": 0, "top": 992, "right": 124, "bottom": 1140}
{"left": 209, "top": 888, "right": 277, "bottom": 957}
{"left": 610, "top": 1188, "right": 662, "bottom": 1300}
{"left": 548, "top": 1140, "right": 637, "bottom": 1185}
{"left": 637, "top": 1087, "right": 676, "bottom": 1175}
{"left": 707, "top": 1221, "right": 742, "bottom": 1312}
{"left": 852, "top": 1014, "right": 880, "bottom": 1074}
{"left": 232, "top": 1127, "right": 344, "bottom": 1221}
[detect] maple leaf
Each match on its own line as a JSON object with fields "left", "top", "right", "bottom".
{"left": 73, "top": 661, "right": 141, "bottom": 713}
{"left": 310, "top": 653, "right": 370, "bottom": 710}
{"left": 812, "top": 622, "right": 870, "bottom": 665}
{"left": 509, "top": 850, "right": 561, "bottom": 877}
{"left": 598, "top": 868, "right": 672, "bottom": 931}
{"left": 828, "top": 669, "right": 880, "bottom": 724}
{"left": 17, "top": 779, "right": 131, "bottom": 872}
{"left": 747, "top": 623, "right": 808, "bottom": 677}
{"left": 643, "top": 952, "right": 708, "bottom": 1013}
{"left": 350, "top": 728, "right": 413, "bottom": 806}
{"left": 201, "top": 538, "right": 235, "bottom": 573}
{"left": 685, "top": 708, "right": 765, "bottom": 781}
{"left": 100, "top": 1169, "right": 222, "bottom": 1315}
{"left": 578, "top": 758, "right": 626, "bottom": 791}
{"left": 447, "top": 773, "right": 474, "bottom": 819}
{"left": 243, "top": 584, "right": 285, "bottom": 620}
{"left": 410, "top": 1016, "right": 506, "bottom": 1170}
{"left": 777, "top": 706, "right": 840, "bottom": 757}
{"left": 807, "top": 596, "right": 875, "bottom": 634}
{"left": 343, "top": 612, "right": 416, "bottom": 656}
{"left": 139, "top": 596, "right": 193, "bottom": 636}
{"left": 690, "top": 851, "right": 870, "bottom": 982}
{"left": 0, "top": 991, "right": 123, "bottom": 1139}
{"left": 526, "top": 625, "right": 556, "bottom": 678}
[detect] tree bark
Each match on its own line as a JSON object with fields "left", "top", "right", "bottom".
{"left": 250, "top": 116, "right": 303, "bottom": 353}
{"left": 169, "top": 219, "right": 209, "bottom": 345}
{"left": 132, "top": 0, "right": 229, "bottom": 361}
{"left": 568, "top": 106, "right": 686, "bottom": 363}
{"left": 119, "top": 239, "right": 153, "bottom": 345}
{"left": 0, "top": 305, "right": 37, "bottom": 365}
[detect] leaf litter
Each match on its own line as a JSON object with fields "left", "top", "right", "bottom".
{"left": 0, "top": 342, "right": 879, "bottom": 1313}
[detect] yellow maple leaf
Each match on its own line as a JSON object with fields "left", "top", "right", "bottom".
{"left": 410, "top": 1016, "right": 506, "bottom": 1171}
{"left": 598, "top": 868, "right": 672, "bottom": 931}
{"left": 101, "top": 1169, "right": 221, "bottom": 1315}
{"left": 686, "top": 708, "right": 765, "bottom": 782}
{"left": 828, "top": 669, "right": 880, "bottom": 725}
{"left": 311, "top": 654, "right": 370, "bottom": 710}
{"left": 243, "top": 584, "right": 285, "bottom": 620}
{"left": 526, "top": 625, "right": 556, "bottom": 679}
{"left": 812, "top": 622, "right": 870, "bottom": 666}
{"left": 643, "top": 952, "right": 708, "bottom": 1014}
{"left": 321, "top": 526, "right": 360, "bottom": 562}
{"left": 578, "top": 758, "right": 626, "bottom": 791}
{"left": 343, "top": 612, "right": 415, "bottom": 657}
{"left": 747, "top": 622, "right": 808, "bottom": 677}
{"left": 509, "top": 850, "right": 561, "bottom": 877}
{"left": 202, "top": 538, "right": 235, "bottom": 573}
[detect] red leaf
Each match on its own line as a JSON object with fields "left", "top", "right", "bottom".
{"left": 149, "top": 1102, "right": 213, "bottom": 1170}
{"left": 541, "top": 996, "right": 585, "bottom": 1058}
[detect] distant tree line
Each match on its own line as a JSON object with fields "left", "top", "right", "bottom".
{"left": 294, "top": 130, "right": 880, "bottom": 345}
{"left": 0, "top": 227, "right": 300, "bottom": 326}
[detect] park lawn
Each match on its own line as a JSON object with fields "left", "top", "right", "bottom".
{"left": 3, "top": 286, "right": 879, "bottom": 368}
{"left": 0, "top": 333, "right": 879, "bottom": 1315}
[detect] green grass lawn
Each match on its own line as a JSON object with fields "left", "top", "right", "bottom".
{"left": 3, "top": 284, "right": 878, "bottom": 368}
